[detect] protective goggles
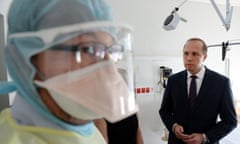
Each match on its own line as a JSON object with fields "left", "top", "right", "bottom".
{"left": 49, "top": 41, "right": 124, "bottom": 63}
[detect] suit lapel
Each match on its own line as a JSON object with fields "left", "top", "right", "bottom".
{"left": 181, "top": 71, "right": 190, "bottom": 108}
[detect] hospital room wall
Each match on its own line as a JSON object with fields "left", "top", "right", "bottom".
{"left": 107, "top": 0, "right": 240, "bottom": 143}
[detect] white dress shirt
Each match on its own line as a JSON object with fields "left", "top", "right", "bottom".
{"left": 187, "top": 66, "right": 205, "bottom": 96}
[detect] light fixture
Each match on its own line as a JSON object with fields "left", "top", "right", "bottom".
{"left": 163, "top": 0, "right": 187, "bottom": 31}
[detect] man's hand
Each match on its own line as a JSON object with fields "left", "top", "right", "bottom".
{"left": 173, "top": 124, "right": 204, "bottom": 144}
{"left": 173, "top": 124, "right": 190, "bottom": 140}
{"left": 182, "top": 133, "right": 205, "bottom": 144}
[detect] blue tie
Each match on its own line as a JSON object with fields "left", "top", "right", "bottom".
{"left": 189, "top": 75, "right": 197, "bottom": 109}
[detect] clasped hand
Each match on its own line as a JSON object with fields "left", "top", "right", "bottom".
{"left": 174, "top": 124, "right": 204, "bottom": 144}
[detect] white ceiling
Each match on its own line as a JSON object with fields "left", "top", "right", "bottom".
{"left": 189, "top": 0, "right": 240, "bottom": 6}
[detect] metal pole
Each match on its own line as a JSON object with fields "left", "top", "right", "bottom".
{"left": 0, "top": 14, "right": 9, "bottom": 110}
{"left": 210, "top": 0, "right": 227, "bottom": 28}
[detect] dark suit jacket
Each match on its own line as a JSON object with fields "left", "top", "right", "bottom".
{"left": 159, "top": 67, "right": 237, "bottom": 144}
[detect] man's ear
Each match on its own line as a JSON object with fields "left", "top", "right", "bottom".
{"left": 203, "top": 54, "right": 207, "bottom": 61}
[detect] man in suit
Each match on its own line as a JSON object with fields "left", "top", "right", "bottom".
{"left": 159, "top": 38, "right": 237, "bottom": 144}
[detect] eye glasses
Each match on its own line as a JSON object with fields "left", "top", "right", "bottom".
{"left": 49, "top": 42, "right": 124, "bottom": 61}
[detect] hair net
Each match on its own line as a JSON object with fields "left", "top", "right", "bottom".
{"left": 4, "top": 0, "right": 113, "bottom": 136}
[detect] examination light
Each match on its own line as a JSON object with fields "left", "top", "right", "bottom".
{"left": 163, "top": 0, "right": 187, "bottom": 31}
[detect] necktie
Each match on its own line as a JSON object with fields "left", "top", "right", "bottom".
{"left": 189, "top": 75, "right": 197, "bottom": 109}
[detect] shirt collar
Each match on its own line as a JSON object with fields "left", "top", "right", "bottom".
{"left": 187, "top": 65, "right": 205, "bottom": 79}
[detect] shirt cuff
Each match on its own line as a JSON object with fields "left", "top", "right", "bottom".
{"left": 172, "top": 123, "right": 178, "bottom": 133}
{"left": 202, "top": 133, "right": 209, "bottom": 144}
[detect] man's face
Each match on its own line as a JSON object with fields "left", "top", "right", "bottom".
{"left": 183, "top": 40, "right": 207, "bottom": 74}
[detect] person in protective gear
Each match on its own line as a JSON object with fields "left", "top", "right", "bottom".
{"left": 0, "top": 0, "right": 138, "bottom": 144}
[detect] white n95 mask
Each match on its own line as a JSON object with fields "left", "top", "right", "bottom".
{"left": 34, "top": 60, "right": 138, "bottom": 122}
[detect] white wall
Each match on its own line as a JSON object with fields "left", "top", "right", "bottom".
{"left": 134, "top": 56, "right": 184, "bottom": 144}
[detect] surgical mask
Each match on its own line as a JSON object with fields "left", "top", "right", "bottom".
{"left": 34, "top": 60, "right": 138, "bottom": 122}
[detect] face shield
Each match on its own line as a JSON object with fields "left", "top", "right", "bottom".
{"left": 9, "top": 22, "right": 138, "bottom": 123}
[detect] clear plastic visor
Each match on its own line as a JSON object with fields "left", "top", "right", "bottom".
{"left": 9, "top": 22, "right": 133, "bottom": 81}
{"left": 30, "top": 31, "right": 128, "bottom": 80}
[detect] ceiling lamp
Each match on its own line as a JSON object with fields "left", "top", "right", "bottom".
{"left": 163, "top": 0, "right": 187, "bottom": 31}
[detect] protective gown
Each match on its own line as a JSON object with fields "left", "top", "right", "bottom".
{"left": 0, "top": 109, "right": 105, "bottom": 144}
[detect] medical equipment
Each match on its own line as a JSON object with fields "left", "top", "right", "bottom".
{"left": 157, "top": 66, "right": 172, "bottom": 88}
{"left": 210, "top": 0, "right": 233, "bottom": 31}
{"left": 208, "top": 40, "right": 240, "bottom": 61}
{"left": 163, "top": 0, "right": 187, "bottom": 31}
{"left": 163, "top": 0, "right": 234, "bottom": 31}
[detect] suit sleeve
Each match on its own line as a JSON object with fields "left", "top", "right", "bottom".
{"left": 206, "top": 78, "right": 237, "bottom": 143}
{"left": 159, "top": 77, "right": 176, "bottom": 132}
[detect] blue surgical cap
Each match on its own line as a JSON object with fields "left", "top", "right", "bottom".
{"left": 8, "top": 0, "right": 113, "bottom": 33}
{"left": 5, "top": 0, "right": 113, "bottom": 136}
